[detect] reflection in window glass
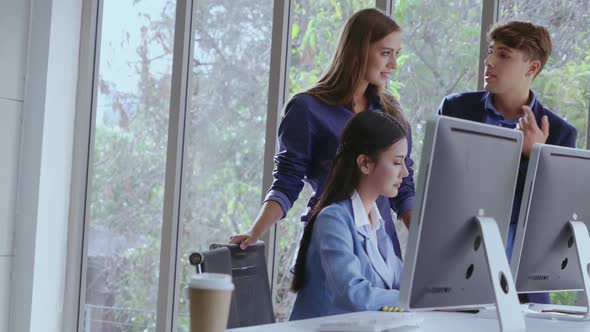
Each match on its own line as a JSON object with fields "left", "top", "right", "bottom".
{"left": 392, "top": 0, "right": 483, "bottom": 255}
{"left": 175, "top": 1, "right": 273, "bottom": 329}
{"left": 501, "top": 0, "right": 590, "bottom": 149}
{"left": 500, "top": 0, "right": 590, "bottom": 306}
{"left": 276, "top": 0, "right": 375, "bottom": 321}
{"left": 83, "top": 0, "right": 176, "bottom": 331}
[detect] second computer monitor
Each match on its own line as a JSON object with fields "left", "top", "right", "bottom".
{"left": 511, "top": 144, "right": 590, "bottom": 294}
{"left": 400, "top": 116, "right": 523, "bottom": 310}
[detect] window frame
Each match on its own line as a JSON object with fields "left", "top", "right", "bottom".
{"left": 63, "top": 0, "right": 103, "bottom": 331}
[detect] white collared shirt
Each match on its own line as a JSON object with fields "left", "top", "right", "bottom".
{"left": 350, "top": 191, "right": 398, "bottom": 287}
{"left": 351, "top": 190, "right": 399, "bottom": 285}
{"left": 351, "top": 191, "right": 382, "bottom": 247}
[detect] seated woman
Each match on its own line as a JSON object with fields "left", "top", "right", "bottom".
{"left": 290, "top": 110, "right": 408, "bottom": 320}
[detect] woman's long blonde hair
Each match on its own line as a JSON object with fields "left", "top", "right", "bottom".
{"left": 306, "top": 8, "right": 406, "bottom": 126}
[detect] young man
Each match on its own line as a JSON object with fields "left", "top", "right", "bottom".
{"left": 438, "top": 21, "right": 577, "bottom": 304}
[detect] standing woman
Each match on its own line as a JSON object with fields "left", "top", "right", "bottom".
{"left": 230, "top": 8, "right": 414, "bottom": 260}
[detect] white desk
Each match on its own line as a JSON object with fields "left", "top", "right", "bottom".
{"left": 229, "top": 309, "right": 590, "bottom": 332}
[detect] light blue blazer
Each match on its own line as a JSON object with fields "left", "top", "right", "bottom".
{"left": 290, "top": 198, "right": 403, "bottom": 320}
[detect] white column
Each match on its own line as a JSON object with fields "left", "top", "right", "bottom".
{"left": 0, "top": 0, "right": 30, "bottom": 331}
{"left": 10, "top": 0, "right": 83, "bottom": 331}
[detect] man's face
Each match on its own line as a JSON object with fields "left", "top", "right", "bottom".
{"left": 483, "top": 41, "right": 538, "bottom": 95}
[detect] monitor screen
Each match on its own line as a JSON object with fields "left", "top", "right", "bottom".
{"left": 400, "top": 115, "right": 523, "bottom": 310}
{"left": 511, "top": 144, "right": 590, "bottom": 294}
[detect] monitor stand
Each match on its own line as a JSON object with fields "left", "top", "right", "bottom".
{"left": 530, "top": 221, "right": 590, "bottom": 321}
{"left": 525, "top": 221, "right": 590, "bottom": 321}
{"left": 475, "top": 216, "right": 526, "bottom": 332}
{"left": 567, "top": 220, "right": 590, "bottom": 320}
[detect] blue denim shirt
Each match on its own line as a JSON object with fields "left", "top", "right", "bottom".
{"left": 438, "top": 90, "right": 577, "bottom": 228}
{"left": 265, "top": 93, "right": 415, "bottom": 259}
{"left": 290, "top": 198, "right": 402, "bottom": 321}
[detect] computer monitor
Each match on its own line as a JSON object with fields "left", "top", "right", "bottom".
{"left": 510, "top": 144, "right": 590, "bottom": 320}
{"left": 399, "top": 116, "right": 525, "bottom": 331}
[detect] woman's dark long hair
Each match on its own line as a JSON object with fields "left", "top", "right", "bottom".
{"left": 291, "top": 110, "right": 407, "bottom": 292}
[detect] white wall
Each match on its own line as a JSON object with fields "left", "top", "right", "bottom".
{"left": 3, "top": 0, "right": 82, "bottom": 331}
{"left": 0, "top": 0, "right": 29, "bottom": 330}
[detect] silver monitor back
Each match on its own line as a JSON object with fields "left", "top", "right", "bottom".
{"left": 511, "top": 144, "right": 590, "bottom": 293}
{"left": 400, "top": 116, "right": 523, "bottom": 310}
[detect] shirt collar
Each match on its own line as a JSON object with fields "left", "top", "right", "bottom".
{"left": 351, "top": 191, "right": 382, "bottom": 231}
{"left": 484, "top": 90, "right": 539, "bottom": 123}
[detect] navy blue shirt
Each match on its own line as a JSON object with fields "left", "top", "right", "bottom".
{"left": 265, "top": 93, "right": 416, "bottom": 259}
{"left": 438, "top": 90, "right": 578, "bottom": 228}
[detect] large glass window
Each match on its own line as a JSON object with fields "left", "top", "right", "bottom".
{"left": 392, "top": 0, "right": 483, "bottom": 255}
{"left": 78, "top": 1, "right": 590, "bottom": 330}
{"left": 392, "top": 0, "right": 483, "bottom": 170}
{"left": 500, "top": 0, "right": 590, "bottom": 305}
{"left": 175, "top": 1, "right": 274, "bottom": 330}
{"left": 83, "top": 0, "right": 176, "bottom": 331}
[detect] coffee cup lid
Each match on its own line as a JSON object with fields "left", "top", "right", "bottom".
{"left": 189, "top": 273, "right": 234, "bottom": 290}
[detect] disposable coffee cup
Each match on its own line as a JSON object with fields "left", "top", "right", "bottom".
{"left": 188, "top": 273, "right": 234, "bottom": 332}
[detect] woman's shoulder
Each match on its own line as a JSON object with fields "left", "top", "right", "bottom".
{"left": 315, "top": 199, "right": 354, "bottom": 225}
{"left": 312, "top": 199, "right": 358, "bottom": 240}
{"left": 287, "top": 92, "right": 336, "bottom": 113}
